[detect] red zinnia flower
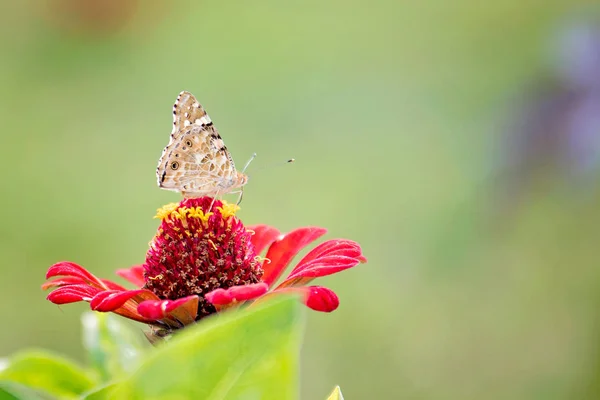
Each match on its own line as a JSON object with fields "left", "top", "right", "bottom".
{"left": 43, "top": 197, "right": 366, "bottom": 340}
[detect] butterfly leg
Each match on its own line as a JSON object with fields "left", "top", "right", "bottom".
{"left": 208, "top": 191, "right": 220, "bottom": 212}
{"left": 236, "top": 188, "right": 244, "bottom": 205}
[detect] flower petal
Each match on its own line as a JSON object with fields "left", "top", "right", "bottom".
{"left": 278, "top": 240, "right": 365, "bottom": 288}
{"left": 90, "top": 289, "right": 150, "bottom": 312}
{"left": 46, "top": 261, "right": 107, "bottom": 289}
{"left": 295, "top": 239, "right": 366, "bottom": 266}
{"left": 46, "top": 285, "right": 102, "bottom": 304}
{"left": 101, "top": 279, "right": 127, "bottom": 291}
{"left": 42, "top": 276, "right": 87, "bottom": 290}
{"left": 256, "top": 286, "right": 340, "bottom": 312}
{"left": 115, "top": 265, "right": 145, "bottom": 287}
{"left": 163, "top": 296, "right": 200, "bottom": 326}
{"left": 137, "top": 295, "right": 199, "bottom": 327}
{"left": 205, "top": 282, "right": 269, "bottom": 306}
{"left": 89, "top": 289, "right": 159, "bottom": 323}
{"left": 205, "top": 288, "right": 232, "bottom": 306}
{"left": 303, "top": 286, "right": 339, "bottom": 312}
{"left": 246, "top": 224, "right": 281, "bottom": 254}
{"left": 278, "top": 256, "right": 361, "bottom": 288}
{"left": 262, "top": 227, "right": 327, "bottom": 287}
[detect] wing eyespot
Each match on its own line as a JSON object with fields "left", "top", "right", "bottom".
{"left": 171, "top": 161, "right": 180, "bottom": 170}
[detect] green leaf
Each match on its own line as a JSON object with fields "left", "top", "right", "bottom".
{"left": 81, "top": 312, "right": 146, "bottom": 382}
{"left": 326, "top": 386, "right": 345, "bottom": 400}
{"left": 0, "top": 350, "right": 96, "bottom": 399}
{"left": 80, "top": 383, "right": 119, "bottom": 400}
{"left": 0, "top": 381, "right": 57, "bottom": 400}
{"left": 113, "top": 295, "right": 304, "bottom": 400}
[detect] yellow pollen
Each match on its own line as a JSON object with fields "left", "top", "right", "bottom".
{"left": 147, "top": 274, "right": 163, "bottom": 281}
{"left": 173, "top": 207, "right": 190, "bottom": 220}
{"left": 207, "top": 239, "right": 218, "bottom": 251}
{"left": 254, "top": 256, "right": 271, "bottom": 264}
{"left": 154, "top": 203, "right": 179, "bottom": 220}
{"left": 217, "top": 202, "right": 240, "bottom": 218}
{"left": 187, "top": 207, "right": 213, "bottom": 222}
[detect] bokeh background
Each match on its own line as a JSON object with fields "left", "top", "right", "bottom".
{"left": 2, "top": 0, "right": 600, "bottom": 398}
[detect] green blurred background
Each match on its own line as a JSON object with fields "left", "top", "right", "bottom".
{"left": 3, "top": 0, "right": 600, "bottom": 398}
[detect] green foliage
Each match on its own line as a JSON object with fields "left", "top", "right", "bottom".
{"left": 0, "top": 296, "right": 303, "bottom": 399}
{"left": 0, "top": 381, "right": 58, "bottom": 400}
{"left": 80, "top": 384, "right": 119, "bottom": 400}
{"left": 326, "top": 386, "right": 344, "bottom": 400}
{"left": 0, "top": 351, "right": 96, "bottom": 399}
{"left": 111, "top": 296, "right": 303, "bottom": 399}
{"left": 81, "top": 312, "right": 146, "bottom": 383}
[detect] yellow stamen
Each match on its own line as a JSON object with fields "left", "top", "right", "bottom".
{"left": 147, "top": 274, "right": 163, "bottom": 281}
{"left": 207, "top": 239, "right": 218, "bottom": 251}
{"left": 254, "top": 256, "right": 271, "bottom": 264}
{"left": 246, "top": 229, "right": 255, "bottom": 235}
{"left": 173, "top": 207, "right": 189, "bottom": 220}
{"left": 187, "top": 207, "right": 213, "bottom": 222}
{"left": 154, "top": 203, "right": 179, "bottom": 220}
{"left": 217, "top": 202, "right": 240, "bottom": 218}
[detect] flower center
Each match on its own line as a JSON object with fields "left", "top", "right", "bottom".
{"left": 143, "top": 197, "right": 263, "bottom": 319}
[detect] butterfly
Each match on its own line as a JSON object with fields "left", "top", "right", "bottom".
{"left": 156, "top": 91, "right": 249, "bottom": 199}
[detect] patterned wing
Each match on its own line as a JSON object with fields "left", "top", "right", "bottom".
{"left": 170, "top": 91, "right": 212, "bottom": 139}
{"left": 157, "top": 124, "right": 239, "bottom": 196}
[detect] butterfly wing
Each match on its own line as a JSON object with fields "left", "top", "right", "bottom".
{"left": 157, "top": 91, "right": 248, "bottom": 197}
{"left": 157, "top": 124, "right": 240, "bottom": 196}
{"left": 171, "top": 91, "right": 213, "bottom": 139}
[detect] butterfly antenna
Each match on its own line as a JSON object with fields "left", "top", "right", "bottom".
{"left": 237, "top": 158, "right": 294, "bottom": 205}
{"left": 249, "top": 158, "right": 295, "bottom": 174}
{"left": 242, "top": 153, "right": 258, "bottom": 174}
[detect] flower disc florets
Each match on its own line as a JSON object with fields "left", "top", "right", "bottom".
{"left": 143, "top": 197, "right": 263, "bottom": 319}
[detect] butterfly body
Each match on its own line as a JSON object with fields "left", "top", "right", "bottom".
{"left": 156, "top": 91, "right": 248, "bottom": 198}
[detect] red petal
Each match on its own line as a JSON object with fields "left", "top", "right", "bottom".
{"left": 205, "top": 288, "right": 232, "bottom": 306}
{"left": 42, "top": 276, "right": 86, "bottom": 290}
{"left": 279, "top": 256, "right": 362, "bottom": 288}
{"left": 262, "top": 227, "right": 327, "bottom": 287}
{"left": 137, "top": 295, "right": 198, "bottom": 324}
{"left": 228, "top": 282, "right": 269, "bottom": 300}
{"left": 246, "top": 225, "right": 281, "bottom": 254}
{"left": 115, "top": 265, "right": 145, "bottom": 287}
{"left": 257, "top": 286, "right": 340, "bottom": 312}
{"left": 101, "top": 279, "right": 127, "bottom": 291}
{"left": 278, "top": 240, "right": 365, "bottom": 287}
{"left": 164, "top": 296, "right": 199, "bottom": 326}
{"left": 296, "top": 239, "right": 365, "bottom": 266}
{"left": 90, "top": 289, "right": 150, "bottom": 312}
{"left": 88, "top": 289, "right": 160, "bottom": 323}
{"left": 46, "top": 261, "right": 107, "bottom": 289}
{"left": 304, "top": 286, "right": 339, "bottom": 312}
{"left": 205, "top": 282, "right": 269, "bottom": 306}
{"left": 46, "top": 285, "right": 102, "bottom": 304}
